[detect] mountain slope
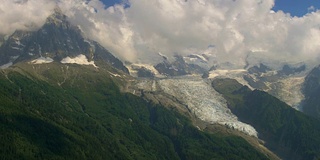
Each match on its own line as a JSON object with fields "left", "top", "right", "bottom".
{"left": 212, "top": 78, "right": 320, "bottom": 160}
{"left": 302, "top": 65, "right": 320, "bottom": 118}
{"left": 0, "top": 62, "right": 268, "bottom": 159}
{"left": 0, "top": 8, "right": 128, "bottom": 73}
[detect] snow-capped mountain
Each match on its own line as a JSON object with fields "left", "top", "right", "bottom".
{"left": 0, "top": 8, "right": 128, "bottom": 73}
{"left": 128, "top": 54, "right": 207, "bottom": 78}
{"left": 129, "top": 58, "right": 310, "bottom": 111}
{"left": 208, "top": 63, "right": 307, "bottom": 110}
{"left": 1, "top": 5, "right": 320, "bottom": 160}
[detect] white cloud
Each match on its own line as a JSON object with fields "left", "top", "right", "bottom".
{"left": 308, "top": 6, "right": 315, "bottom": 12}
{"left": 0, "top": 0, "right": 56, "bottom": 34}
{"left": 2, "top": 0, "right": 320, "bottom": 69}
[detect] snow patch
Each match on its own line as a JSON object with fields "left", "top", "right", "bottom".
{"left": 189, "top": 54, "right": 208, "bottom": 62}
{"left": 30, "top": 57, "right": 53, "bottom": 64}
{"left": 209, "top": 69, "right": 246, "bottom": 79}
{"left": 0, "top": 62, "right": 13, "bottom": 69}
{"left": 61, "top": 54, "right": 97, "bottom": 68}
{"left": 158, "top": 52, "right": 168, "bottom": 60}
{"left": 108, "top": 71, "right": 121, "bottom": 77}
{"left": 84, "top": 39, "right": 95, "bottom": 48}
{"left": 11, "top": 46, "right": 22, "bottom": 50}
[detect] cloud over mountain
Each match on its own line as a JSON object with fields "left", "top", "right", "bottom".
{"left": 0, "top": 0, "right": 56, "bottom": 34}
{"left": 1, "top": 0, "right": 320, "bottom": 68}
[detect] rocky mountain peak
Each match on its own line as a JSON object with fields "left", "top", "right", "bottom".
{"left": 0, "top": 9, "right": 129, "bottom": 73}
{"left": 46, "top": 7, "right": 69, "bottom": 27}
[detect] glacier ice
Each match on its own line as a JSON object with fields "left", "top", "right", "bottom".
{"left": 136, "top": 77, "right": 258, "bottom": 137}
{"left": 209, "top": 69, "right": 305, "bottom": 110}
{"left": 266, "top": 76, "right": 305, "bottom": 110}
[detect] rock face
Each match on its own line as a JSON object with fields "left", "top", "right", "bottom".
{"left": 302, "top": 65, "right": 320, "bottom": 118}
{"left": 0, "top": 35, "right": 4, "bottom": 46}
{"left": 0, "top": 8, "right": 128, "bottom": 73}
{"left": 278, "top": 64, "right": 306, "bottom": 76}
{"left": 136, "top": 67, "right": 155, "bottom": 78}
{"left": 247, "top": 63, "right": 271, "bottom": 75}
{"left": 154, "top": 55, "right": 206, "bottom": 76}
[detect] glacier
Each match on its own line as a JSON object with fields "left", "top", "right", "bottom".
{"left": 265, "top": 76, "right": 305, "bottom": 110}
{"left": 208, "top": 69, "right": 305, "bottom": 110}
{"left": 136, "top": 76, "right": 258, "bottom": 137}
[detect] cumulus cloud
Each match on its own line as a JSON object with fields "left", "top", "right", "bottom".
{"left": 1, "top": 0, "right": 320, "bottom": 69}
{"left": 0, "top": 0, "right": 56, "bottom": 34}
{"left": 308, "top": 6, "right": 315, "bottom": 12}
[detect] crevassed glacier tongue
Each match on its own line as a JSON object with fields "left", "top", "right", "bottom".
{"left": 157, "top": 77, "right": 258, "bottom": 137}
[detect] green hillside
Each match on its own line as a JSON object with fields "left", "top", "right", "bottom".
{"left": 0, "top": 63, "right": 268, "bottom": 160}
{"left": 212, "top": 78, "right": 320, "bottom": 160}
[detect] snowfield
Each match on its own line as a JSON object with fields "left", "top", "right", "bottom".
{"left": 30, "top": 57, "right": 54, "bottom": 64}
{"left": 136, "top": 77, "right": 258, "bottom": 137}
{"left": 0, "top": 62, "right": 13, "bottom": 69}
{"left": 61, "top": 54, "right": 97, "bottom": 68}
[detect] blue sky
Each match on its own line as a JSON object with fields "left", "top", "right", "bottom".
{"left": 101, "top": 0, "right": 320, "bottom": 17}
{"left": 100, "top": 0, "right": 121, "bottom": 8}
{"left": 273, "top": 0, "right": 320, "bottom": 16}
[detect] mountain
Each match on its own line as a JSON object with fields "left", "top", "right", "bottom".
{"left": 0, "top": 9, "right": 274, "bottom": 160}
{"left": 0, "top": 62, "right": 269, "bottom": 159}
{"left": 0, "top": 8, "right": 128, "bottom": 73}
{"left": 212, "top": 78, "right": 320, "bottom": 160}
{"left": 1, "top": 6, "right": 320, "bottom": 160}
{"left": 154, "top": 55, "right": 206, "bottom": 76}
{"left": 208, "top": 63, "right": 306, "bottom": 109}
{"left": 302, "top": 65, "right": 320, "bottom": 118}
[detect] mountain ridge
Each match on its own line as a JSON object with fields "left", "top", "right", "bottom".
{"left": 0, "top": 8, "right": 128, "bottom": 73}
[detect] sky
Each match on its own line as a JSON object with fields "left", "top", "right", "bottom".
{"left": 1, "top": 0, "right": 320, "bottom": 69}
{"left": 102, "top": 0, "right": 320, "bottom": 17}
{"left": 273, "top": 0, "right": 320, "bottom": 17}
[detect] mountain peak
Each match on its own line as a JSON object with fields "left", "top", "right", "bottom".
{"left": 0, "top": 7, "right": 129, "bottom": 73}
{"left": 46, "top": 7, "right": 68, "bottom": 26}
